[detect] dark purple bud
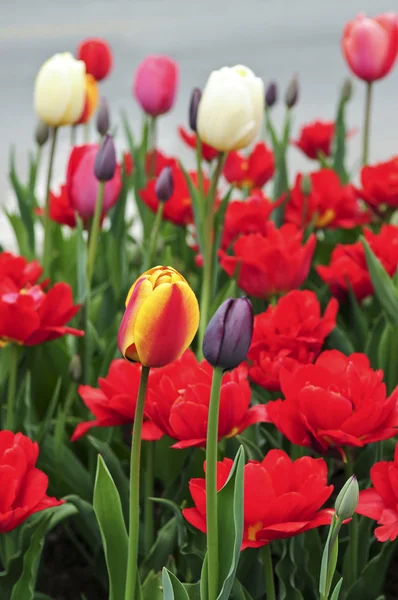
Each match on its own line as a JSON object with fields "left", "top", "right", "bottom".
{"left": 35, "top": 121, "right": 50, "bottom": 147}
{"left": 96, "top": 97, "right": 110, "bottom": 136}
{"left": 285, "top": 75, "right": 299, "bottom": 109}
{"left": 155, "top": 166, "right": 174, "bottom": 203}
{"left": 203, "top": 297, "right": 254, "bottom": 370}
{"left": 94, "top": 133, "right": 117, "bottom": 181}
{"left": 265, "top": 81, "right": 278, "bottom": 108}
{"left": 189, "top": 87, "right": 202, "bottom": 132}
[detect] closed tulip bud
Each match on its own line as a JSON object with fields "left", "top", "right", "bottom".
{"left": 335, "top": 475, "right": 359, "bottom": 521}
{"left": 285, "top": 75, "right": 299, "bottom": 108}
{"left": 155, "top": 167, "right": 174, "bottom": 202}
{"left": 118, "top": 266, "right": 199, "bottom": 367}
{"left": 96, "top": 97, "right": 110, "bottom": 136}
{"left": 77, "top": 37, "right": 113, "bottom": 82}
{"left": 265, "top": 81, "right": 278, "bottom": 108}
{"left": 197, "top": 65, "right": 264, "bottom": 152}
{"left": 34, "top": 53, "right": 86, "bottom": 127}
{"left": 301, "top": 173, "right": 312, "bottom": 196}
{"left": 189, "top": 87, "right": 201, "bottom": 132}
{"left": 35, "top": 121, "right": 50, "bottom": 147}
{"left": 341, "top": 78, "right": 353, "bottom": 103}
{"left": 94, "top": 134, "right": 117, "bottom": 181}
{"left": 203, "top": 297, "right": 253, "bottom": 370}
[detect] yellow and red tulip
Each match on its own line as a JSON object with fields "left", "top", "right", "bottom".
{"left": 76, "top": 73, "right": 99, "bottom": 124}
{"left": 118, "top": 266, "right": 199, "bottom": 367}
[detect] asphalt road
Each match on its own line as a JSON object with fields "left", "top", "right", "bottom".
{"left": 1, "top": 0, "right": 398, "bottom": 245}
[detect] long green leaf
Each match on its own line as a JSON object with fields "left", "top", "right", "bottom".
{"left": 161, "top": 568, "right": 190, "bottom": 600}
{"left": 362, "top": 238, "right": 398, "bottom": 323}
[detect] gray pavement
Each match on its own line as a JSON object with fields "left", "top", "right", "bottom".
{"left": 1, "top": 0, "right": 398, "bottom": 247}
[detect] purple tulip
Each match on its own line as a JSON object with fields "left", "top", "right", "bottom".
{"left": 155, "top": 166, "right": 174, "bottom": 202}
{"left": 189, "top": 87, "right": 202, "bottom": 132}
{"left": 94, "top": 133, "right": 117, "bottom": 181}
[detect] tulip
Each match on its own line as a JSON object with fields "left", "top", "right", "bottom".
{"left": 94, "top": 134, "right": 117, "bottom": 182}
{"left": 34, "top": 53, "right": 86, "bottom": 127}
{"left": 35, "top": 121, "right": 49, "bottom": 147}
{"left": 118, "top": 266, "right": 199, "bottom": 368}
{"left": 155, "top": 166, "right": 174, "bottom": 203}
{"left": 285, "top": 75, "right": 299, "bottom": 108}
{"left": 265, "top": 81, "right": 277, "bottom": 108}
{"left": 76, "top": 73, "right": 99, "bottom": 124}
{"left": 77, "top": 37, "right": 113, "bottom": 81}
{"left": 133, "top": 55, "right": 179, "bottom": 117}
{"left": 96, "top": 97, "right": 110, "bottom": 136}
{"left": 189, "top": 87, "right": 202, "bottom": 132}
{"left": 197, "top": 65, "right": 264, "bottom": 152}
{"left": 335, "top": 476, "right": 359, "bottom": 521}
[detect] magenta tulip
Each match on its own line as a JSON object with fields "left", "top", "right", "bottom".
{"left": 133, "top": 55, "right": 179, "bottom": 117}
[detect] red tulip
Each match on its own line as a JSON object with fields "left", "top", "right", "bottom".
{"left": 267, "top": 350, "right": 398, "bottom": 457}
{"left": 342, "top": 13, "right": 398, "bottom": 82}
{"left": 357, "top": 444, "right": 398, "bottom": 542}
{"left": 317, "top": 225, "right": 398, "bottom": 301}
{"left": 145, "top": 350, "right": 268, "bottom": 448}
{"left": 358, "top": 156, "right": 398, "bottom": 210}
{"left": 48, "top": 185, "right": 77, "bottom": 228}
{"left": 248, "top": 291, "right": 338, "bottom": 391}
{"left": 72, "top": 359, "right": 162, "bottom": 441}
{"left": 223, "top": 142, "right": 275, "bottom": 190}
{"left": 292, "top": 120, "right": 335, "bottom": 160}
{"left": 134, "top": 55, "right": 179, "bottom": 117}
{"left": 77, "top": 38, "right": 113, "bottom": 81}
{"left": 178, "top": 126, "right": 218, "bottom": 162}
{"left": 285, "top": 169, "right": 370, "bottom": 230}
{"left": 0, "top": 252, "right": 42, "bottom": 290}
{"left": 183, "top": 450, "right": 334, "bottom": 549}
{"left": 66, "top": 145, "right": 122, "bottom": 219}
{"left": 0, "top": 431, "right": 63, "bottom": 532}
{"left": 219, "top": 223, "right": 316, "bottom": 299}
{"left": 221, "top": 192, "right": 276, "bottom": 249}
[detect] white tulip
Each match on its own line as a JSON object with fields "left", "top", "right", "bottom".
{"left": 34, "top": 53, "right": 86, "bottom": 127}
{"left": 197, "top": 65, "right": 264, "bottom": 152}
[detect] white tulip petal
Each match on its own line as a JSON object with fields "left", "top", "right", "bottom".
{"left": 34, "top": 56, "right": 72, "bottom": 126}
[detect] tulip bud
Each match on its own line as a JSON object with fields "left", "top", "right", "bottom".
{"left": 301, "top": 173, "right": 312, "bottom": 196}
{"left": 94, "top": 133, "right": 117, "bottom": 181}
{"left": 335, "top": 475, "right": 359, "bottom": 521}
{"left": 35, "top": 121, "right": 50, "bottom": 147}
{"left": 285, "top": 75, "right": 299, "bottom": 108}
{"left": 155, "top": 167, "right": 174, "bottom": 202}
{"left": 69, "top": 354, "right": 82, "bottom": 382}
{"left": 96, "top": 97, "right": 110, "bottom": 136}
{"left": 189, "top": 87, "right": 202, "bottom": 132}
{"left": 203, "top": 297, "right": 253, "bottom": 370}
{"left": 341, "top": 78, "right": 353, "bottom": 103}
{"left": 265, "top": 82, "right": 278, "bottom": 108}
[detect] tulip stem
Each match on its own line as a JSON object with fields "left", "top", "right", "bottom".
{"left": 149, "top": 117, "right": 157, "bottom": 178}
{"left": 345, "top": 453, "right": 358, "bottom": 588}
{"left": 147, "top": 202, "right": 164, "bottom": 268}
{"left": 362, "top": 82, "right": 372, "bottom": 166}
{"left": 143, "top": 441, "right": 155, "bottom": 554}
{"left": 87, "top": 181, "right": 105, "bottom": 288}
{"left": 198, "top": 153, "right": 226, "bottom": 357}
{"left": 262, "top": 545, "right": 276, "bottom": 600}
{"left": 5, "top": 345, "right": 19, "bottom": 431}
{"left": 196, "top": 135, "right": 204, "bottom": 199}
{"left": 125, "top": 365, "right": 150, "bottom": 600}
{"left": 43, "top": 126, "right": 58, "bottom": 277}
{"left": 206, "top": 366, "right": 224, "bottom": 600}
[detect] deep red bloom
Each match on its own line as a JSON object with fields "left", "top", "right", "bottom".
{"left": 145, "top": 350, "right": 268, "bottom": 448}
{"left": 48, "top": 185, "right": 77, "bottom": 228}
{"left": 183, "top": 450, "right": 334, "bottom": 549}
{"left": 219, "top": 223, "right": 316, "bottom": 299}
{"left": 77, "top": 38, "right": 113, "bottom": 81}
{"left": 223, "top": 142, "right": 275, "bottom": 189}
{"left": 72, "top": 360, "right": 162, "bottom": 441}
{"left": 123, "top": 149, "right": 177, "bottom": 179}
{"left": 66, "top": 145, "right": 122, "bottom": 219}
{"left": 0, "top": 430, "right": 63, "bottom": 533}
{"left": 178, "top": 126, "right": 218, "bottom": 162}
{"left": 248, "top": 291, "right": 338, "bottom": 391}
{"left": 292, "top": 120, "right": 337, "bottom": 160}
{"left": 317, "top": 224, "right": 398, "bottom": 301}
{"left": 357, "top": 444, "right": 398, "bottom": 542}
{"left": 267, "top": 350, "right": 398, "bottom": 457}
{"left": 140, "top": 163, "right": 205, "bottom": 226}
{"left": 285, "top": 169, "right": 370, "bottom": 229}
{"left": 0, "top": 253, "right": 83, "bottom": 347}
{"left": 358, "top": 156, "right": 398, "bottom": 210}
{"left": 221, "top": 192, "right": 276, "bottom": 249}
{"left": 134, "top": 55, "right": 179, "bottom": 117}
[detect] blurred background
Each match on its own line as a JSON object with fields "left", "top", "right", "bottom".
{"left": 1, "top": 0, "right": 398, "bottom": 224}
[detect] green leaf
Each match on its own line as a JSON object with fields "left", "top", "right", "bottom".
{"left": 362, "top": 238, "right": 398, "bottom": 323}
{"left": 142, "top": 571, "right": 163, "bottom": 600}
{"left": 330, "top": 578, "right": 343, "bottom": 600}
{"left": 140, "top": 517, "right": 178, "bottom": 579}
{"left": 319, "top": 516, "right": 338, "bottom": 597}
{"left": 365, "top": 314, "right": 386, "bottom": 370}
{"left": 275, "top": 540, "right": 304, "bottom": 600}
{"left": 347, "top": 285, "right": 368, "bottom": 351}
{"left": 180, "top": 162, "right": 204, "bottom": 255}
{"left": 332, "top": 88, "right": 350, "bottom": 183}
{"left": 162, "top": 568, "right": 190, "bottom": 600}
{"left": 377, "top": 322, "right": 398, "bottom": 394}
{"left": 344, "top": 541, "right": 394, "bottom": 600}
{"left": 76, "top": 216, "right": 87, "bottom": 304}
{"left": 9, "top": 147, "right": 36, "bottom": 254}
{"left": 93, "top": 455, "right": 128, "bottom": 600}
{"left": 35, "top": 377, "right": 62, "bottom": 445}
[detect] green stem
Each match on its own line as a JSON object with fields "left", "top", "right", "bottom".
{"left": 262, "top": 544, "right": 276, "bottom": 600}
{"left": 206, "top": 367, "right": 224, "bottom": 600}
{"left": 345, "top": 452, "right": 358, "bottom": 588}
{"left": 144, "top": 441, "right": 155, "bottom": 554}
{"left": 43, "top": 126, "right": 58, "bottom": 277}
{"left": 125, "top": 365, "right": 150, "bottom": 600}
{"left": 198, "top": 153, "right": 226, "bottom": 357}
{"left": 362, "top": 82, "right": 372, "bottom": 166}
{"left": 87, "top": 181, "right": 106, "bottom": 288}
{"left": 196, "top": 135, "right": 204, "bottom": 199}
{"left": 147, "top": 202, "right": 164, "bottom": 268}
{"left": 5, "top": 345, "right": 19, "bottom": 431}
{"left": 149, "top": 117, "right": 157, "bottom": 178}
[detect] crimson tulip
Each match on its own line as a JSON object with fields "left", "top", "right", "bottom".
{"left": 178, "top": 126, "right": 219, "bottom": 162}
{"left": 77, "top": 38, "right": 113, "bottom": 81}
{"left": 223, "top": 142, "right": 275, "bottom": 190}
{"left": 292, "top": 120, "right": 336, "bottom": 160}
{"left": 221, "top": 191, "right": 276, "bottom": 249}
{"left": 358, "top": 156, "right": 398, "bottom": 210}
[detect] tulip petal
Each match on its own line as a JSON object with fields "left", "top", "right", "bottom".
{"left": 117, "top": 277, "right": 154, "bottom": 361}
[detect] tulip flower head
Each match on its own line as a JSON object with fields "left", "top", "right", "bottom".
{"left": 35, "top": 121, "right": 49, "bottom": 147}
{"left": 75, "top": 73, "right": 99, "bottom": 124}
{"left": 335, "top": 476, "right": 359, "bottom": 521}
{"left": 265, "top": 81, "right": 278, "bottom": 108}
{"left": 94, "top": 134, "right": 117, "bottom": 182}
{"left": 118, "top": 266, "right": 199, "bottom": 367}
{"left": 155, "top": 167, "right": 174, "bottom": 202}
{"left": 134, "top": 55, "right": 179, "bottom": 117}
{"left": 189, "top": 87, "right": 202, "bottom": 132}
{"left": 285, "top": 75, "right": 299, "bottom": 108}
{"left": 96, "top": 97, "right": 110, "bottom": 136}
{"left": 197, "top": 65, "right": 264, "bottom": 152}
{"left": 77, "top": 37, "right": 113, "bottom": 81}
{"left": 34, "top": 53, "right": 86, "bottom": 127}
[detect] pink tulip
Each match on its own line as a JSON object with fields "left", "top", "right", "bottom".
{"left": 66, "top": 145, "right": 122, "bottom": 219}
{"left": 342, "top": 12, "right": 398, "bottom": 82}
{"left": 133, "top": 55, "right": 179, "bottom": 116}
